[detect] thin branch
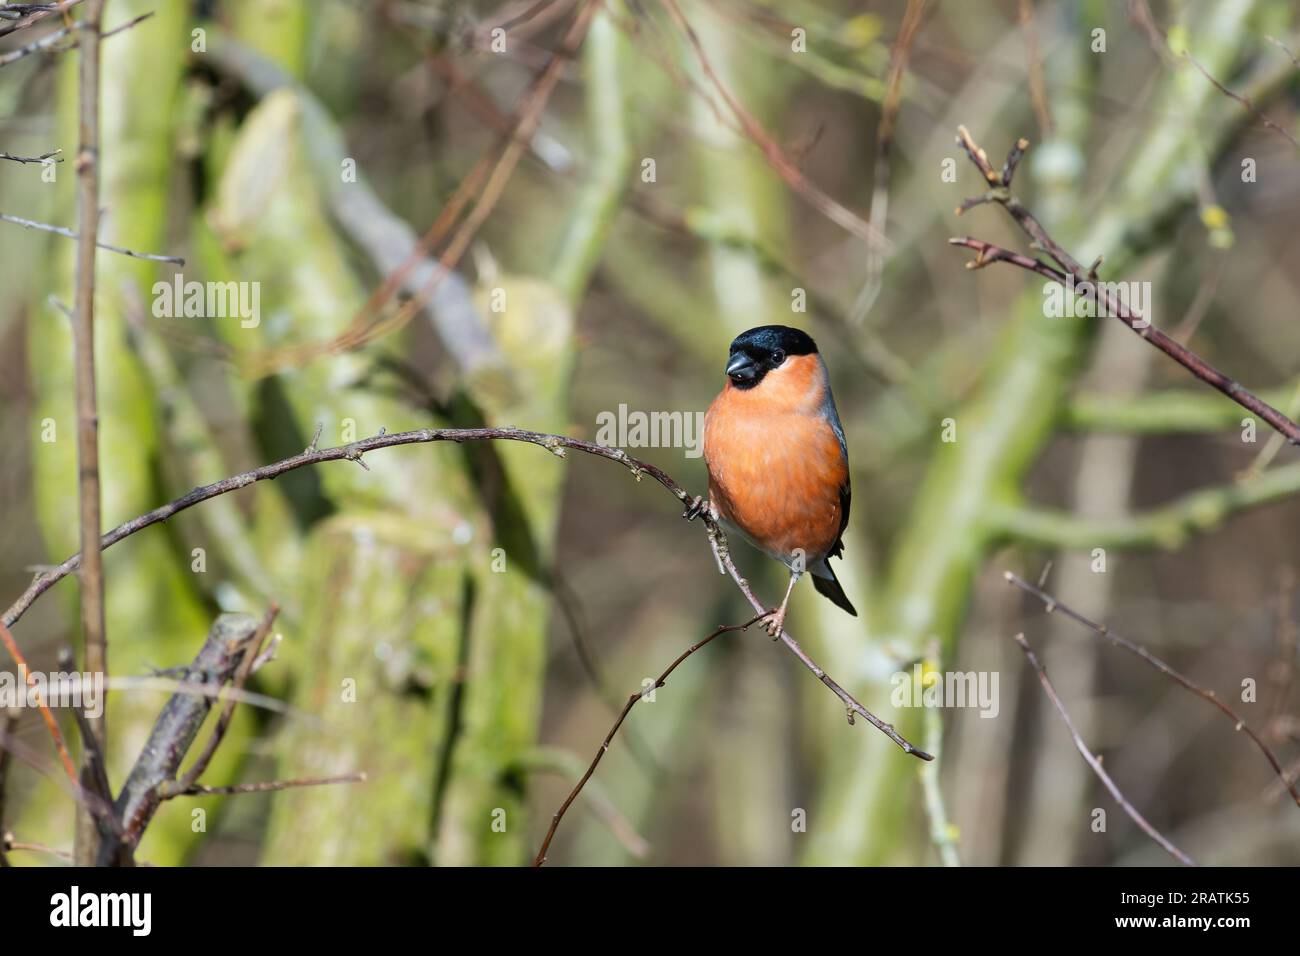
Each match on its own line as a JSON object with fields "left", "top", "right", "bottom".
{"left": 1012, "top": 632, "right": 1196, "bottom": 866}
{"left": 1, "top": 427, "right": 930, "bottom": 767}
{"left": 1006, "top": 571, "right": 1300, "bottom": 809}
{"left": 849, "top": 0, "right": 928, "bottom": 326}
{"left": 69, "top": 0, "right": 104, "bottom": 869}
{"left": 1, "top": 833, "right": 73, "bottom": 862}
{"left": 0, "top": 0, "right": 80, "bottom": 39}
{"left": 0, "top": 619, "right": 77, "bottom": 786}
{"left": 97, "top": 611, "right": 268, "bottom": 865}
{"left": 0, "top": 211, "right": 184, "bottom": 264}
{"left": 533, "top": 613, "right": 766, "bottom": 866}
{"left": 0, "top": 148, "right": 61, "bottom": 163}
{"left": 0, "top": 708, "right": 16, "bottom": 866}
{"left": 950, "top": 126, "right": 1300, "bottom": 446}
{"left": 0, "top": 9, "right": 151, "bottom": 66}
{"left": 175, "top": 772, "right": 365, "bottom": 797}
{"left": 158, "top": 606, "right": 277, "bottom": 799}
{"left": 662, "top": 0, "right": 887, "bottom": 251}
{"left": 1184, "top": 50, "right": 1299, "bottom": 151}
{"left": 919, "top": 642, "right": 959, "bottom": 866}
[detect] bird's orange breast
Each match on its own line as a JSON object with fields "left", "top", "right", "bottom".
{"left": 703, "top": 356, "right": 847, "bottom": 563}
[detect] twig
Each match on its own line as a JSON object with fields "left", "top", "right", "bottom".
{"left": 0, "top": 0, "right": 79, "bottom": 38}
{"left": 0, "top": 9, "right": 151, "bottom": 66}
{"left": 1, "top": 834, "right": 73, "bottom": 862}
{"left": 69, "top": 0, "right": 105, "bottom": 869}
{"left": 1017, "top": 0, "right": 1052, "bottom": 137}
{"left": 1, "top": 427, "right": 930, "bottom": 762}
{"left": 159, "top": 607, "right": 277, "bottom": 798}
{"left": 533, "top": 613, "right": 766, "bottom": 866}
{"left": 176, "top": 772, "right": 365, "bottom": 796}
{"left": 0, "top": 148, "right": 61, "bottom": 163}
{"left": 96, "top": 612, "right": 268, "bottom": 865}
{"left": 0, "top": 211, "right": 184, "bottom": 264}
{"left": 1184, "top": 51, "right": 1299, "bottom": 151}
{"left": 949, "top": 126, "right": 1300, "bottom": 446}
{"left": 1012, "top": 632, "right": 1196, "bottom": 866}
{"left": 0, "top": 619, "right": 77, "bottom": 786}
{"left": 1005, "top": 571, "right": 1300, "bottom": 809}
{"left": 919, "top": 642, "right": 960, "bottom": 866}
{"left": 662, "top": 0, "right": 887, "bottom": 251}
{"left": 849, "top": 0, "right": 928, "bottom": 325}
{"left": 0, "top": 708, "right": 16, "bottom": 866}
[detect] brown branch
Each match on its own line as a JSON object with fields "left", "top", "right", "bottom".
{"left": 2, "top": 427, "right": 930, "bottom": 788}
{"left": 850, "top": 0, "right": 928, "bottom": 325}
{"left": 1012, "top": 632, "right": 1196, "bottom": 866}
{"left": 533, "top": 613, "right": 767, "bottom": 866}
{"left": 69, "top": 0, "right": 104, "bottom": 869}
{"left": 0, "top": 620, "right": 77, "bottom": 786}
{"left": 0, "top": 9, "right": 151, "bottom": 66}
{"left": 157, "top": 606, "right": 277, "bottom": 800}
{"left": 0, "top": 708, "right": 15, "bottom": 866}
{"left": 0, "top": 0, "right": 81, "bottom": 39}
{"left": 96, "top": 612, "right": 269, "bottom": 865}
{"left": 1005, "top": 571, "right": 1300, "bottom": 809}
{"left": 1184, "top": 51, "right": 1299, "bottom": 151}
{"left": 1017, "top": 0, "right": 1052, "bottom": 137}
{"left": 0, "top": 212, "right": 185, "bottom": 264}
{"left": 662, "top": 0, "right": 887, "bottom": 251}
{"left": 950, "top": 126, "right": 1300, "bottom": 446}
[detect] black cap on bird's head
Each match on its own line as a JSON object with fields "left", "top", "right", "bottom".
{"left": 724, "top": 325, "right": 818, "bottom": 389}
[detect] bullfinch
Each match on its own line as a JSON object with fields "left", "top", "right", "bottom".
{"left": 689, "top": 325, "right": 856, "bottom": 637}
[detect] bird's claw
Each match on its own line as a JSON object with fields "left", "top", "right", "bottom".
{"left": 762, "top": 607, "right": 786, "bottom": 639}
{"left": 683, "top": 495, "right": 710, "bottom": 521}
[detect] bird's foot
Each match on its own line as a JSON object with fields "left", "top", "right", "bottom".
{"left": 683, "top": 495, "right": 711, "bottom": 521}
{"left": 762, "top": 606, "right": 787, "bottom": 639}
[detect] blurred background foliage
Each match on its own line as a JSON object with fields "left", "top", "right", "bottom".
{"left": 1, "top": 0, "right": 1299, "bottom": 866}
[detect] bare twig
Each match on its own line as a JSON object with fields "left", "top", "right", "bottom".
{"left": 0, "top": 708, "right": 16, "bottom": 866}
{"left": 1184, "top": 51, "right": 1299, "bottom": 151}
{"left": 0, "top": 0, "right": 80, "bottom": 38}
{"left": 0, "top": 148, "right": 60, "bottom": 163}
{"left": 950, "top": 126, "right": 1300, "bottom": 446}
{"left": 96, "top": 612, "right": 268, "bottom": 865}
{"left": 69, "top": 0, "right": 105, "bottom": 869}
{"left": 0, "top": 211, "right": 184, "bottom": 264}
{"left": 0, "top": 620, "right": 77, "bottom": 786}
{"left": 850, "top": 0, "right": 928, "bottom": 325}
{"left": 158, "top": 606, "right": 277, "bottom": 799}
{"left": 663, "top": 0, "right": 887, "bottom": 251}
{"left": 175, "top": 772, "right": 366, "bottom": 796}
{"left": 0, "top": 9, "right": 151, "bottom": 66}
{"left": 1017, "top": 0, "right": 1052, "bottom": 137}
{"left": 533, "top": 613, "right": 767, "bottom": 866}
{"left": 1005, "top": 571, "right": 1300, "bottom": 809}
{"left": 1, "top": 427, "right": 930, "bottom": 767}
{"left": 1012, "top": 632, "right": 1196, "bottom": 866}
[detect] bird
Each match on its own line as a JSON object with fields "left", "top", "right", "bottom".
{"left": 688, "top": 324, "right": 855, "bottom": 637}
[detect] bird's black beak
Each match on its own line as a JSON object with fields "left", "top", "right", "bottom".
{"left": 726, "top": 351, "right": 758, "bottom": 384}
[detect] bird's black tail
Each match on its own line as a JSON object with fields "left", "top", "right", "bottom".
{"left": 812, "top": 563, "right": 857, "bottom": 616}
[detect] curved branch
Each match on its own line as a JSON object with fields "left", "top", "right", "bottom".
{"left": 950, "top": 127, "right": 1300, "bottom": 447}
{"left": 2, "top": 426, "right": 931, "bottom": 761}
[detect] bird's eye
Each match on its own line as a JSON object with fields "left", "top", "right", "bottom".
{"left": 772, "top": 349, "right": 786, "bottom": 366}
